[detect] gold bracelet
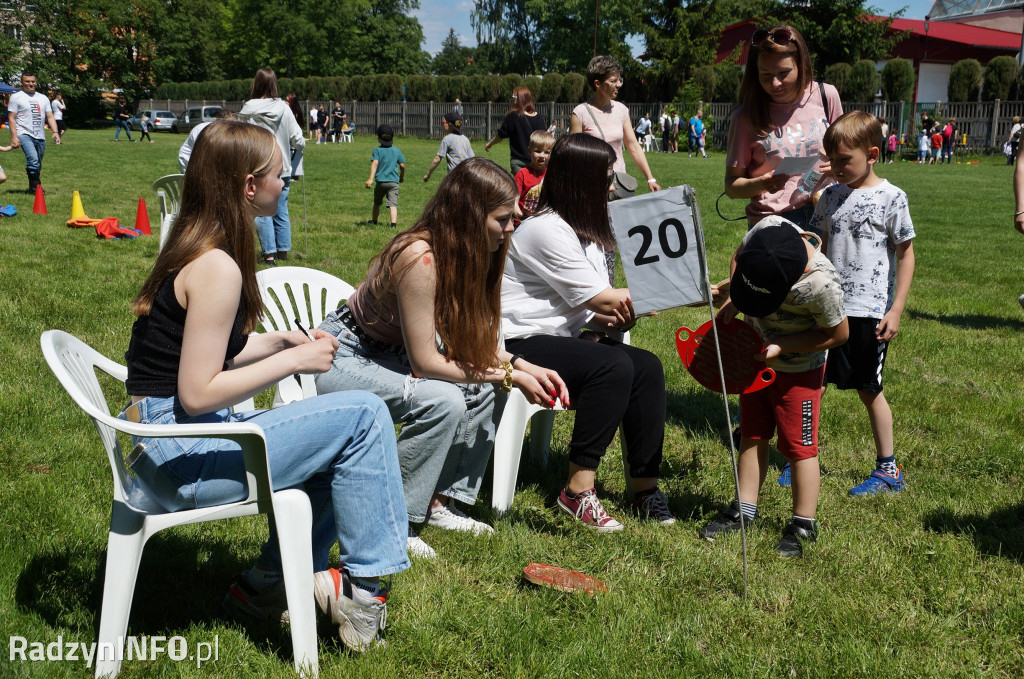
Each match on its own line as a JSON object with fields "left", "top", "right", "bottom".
{"left": 500, "top": 361, "right": 513, "bottom": 393}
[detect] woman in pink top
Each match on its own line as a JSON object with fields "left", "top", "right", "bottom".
{"left": 724, "top": 25, "right": 842, "bottom": 230}
{"left": 570, "top": 55, "right": 660, "bottom": 193}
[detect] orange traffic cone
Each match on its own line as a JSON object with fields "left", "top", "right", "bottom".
{"left": 33, "top": 185, "right": 47, "bottom": 215}
{"left": 134, "top": 197, "right": 151, "bottom": 235}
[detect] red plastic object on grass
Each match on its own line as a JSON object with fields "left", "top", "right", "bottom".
{"left": 33, "top": 185, "right": 47, "bottom": 215}
{"left": 134, "top": 197, "right": 151, "bottom": 235}
{"left": 522, "top": 563, "right": 608, "bottom": 595}
{"left": 676, "top": 319, "right": 776, "bottom": 395}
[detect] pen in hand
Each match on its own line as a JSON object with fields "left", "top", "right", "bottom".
{"left": 294, "top": 318, "right": 315, "bottom": 342}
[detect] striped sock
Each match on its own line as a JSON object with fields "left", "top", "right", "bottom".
{"left": 739, "top": 501, "right": 758, "bottom": 520}
{"left": 877, "top": 455, "right": 898, "bottom": 476}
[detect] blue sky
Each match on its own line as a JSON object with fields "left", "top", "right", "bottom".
{"left": 413, "top": 0, "right": 939, "bottom": 55}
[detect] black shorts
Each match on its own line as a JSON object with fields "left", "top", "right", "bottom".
{"left": 825, "top": 317, "right": 888, "bottom": 393}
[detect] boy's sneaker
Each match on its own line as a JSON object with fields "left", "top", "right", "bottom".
{"left": 699, "top": 501, "right": 754, "bottom": 541}
{"left": 777, "top": 463, "right": 792, "bottom": 487}
{"left": 313, "top": 568, "right": 387, "bottom": 652}
{"left": 776, "top": 518, "right": 818, "bottom": 557}
{"left": 427, "top": 503, "right": 494, "bottom": 535}
{"left": 223, "top": 572, "right": 289, "bottom": 623}
{"left": 1018, "top": 293, "right": 1024, "bottom": 310}
{"left": 848, "top": 467, "right": 905, "bottom": 496}
{"left": 557, "top": 487, "right": 623, "bottom": 533}
{"left": 632, "top": 488, "right": 676, "bottom": 525}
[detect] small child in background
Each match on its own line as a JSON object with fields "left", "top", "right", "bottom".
{"left": 365, "top": 124, "right": 405, "bottom": 228}
{"left": 423, "top": 111, "right": 474, "bottom": 182}
{"left": 887, "top": 132, "right": 897, "bottom": 164}
{"left": 917, "top": 128, "right": 930, "bottom": 164}
{"left": 811, "top": 110, "right": 916, "bottom": 496}
{"left": 929, "top": 125, "right": 942, "bottom": 165}
{"left": 139, "top": 113, "right": 153, "bottom": 143}
{"left": 514, "top": 130, "right": 553, "bottom": 220}
{"left": 700, "top": 216, "right": 848, "bottom": 557}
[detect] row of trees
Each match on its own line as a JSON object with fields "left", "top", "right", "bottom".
{"left": 154, "top": 72, "right": 589, "bottom": 104}
{"left": 947, "top": 56, "right": 1024, "bottom": 103}
{"left": 815, "top": 56, "right": 1024, "bottom": 105}
{"left": 15, "top": 0, "right": 1015, "bottom": 119}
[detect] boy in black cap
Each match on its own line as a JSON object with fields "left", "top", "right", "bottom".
{"left": 423, "top": 110, "right": 474, "bottom": 182}
{"left": 700, "top": 216, "right": 848, "bottom": 556}
{"left": 365, "top": 124, "right": 405, "bottom": 228}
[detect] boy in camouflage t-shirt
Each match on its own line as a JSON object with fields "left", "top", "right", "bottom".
{"left": 700, "top": 216, "right": 847, "bottom": 556}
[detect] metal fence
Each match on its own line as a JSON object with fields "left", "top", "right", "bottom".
{"left": 137, "top": 97, "right": 1024, "bottom": 150}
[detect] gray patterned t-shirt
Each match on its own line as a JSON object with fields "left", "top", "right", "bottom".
{"left": 810, "top": 179, "right": 915, "bottom": 319}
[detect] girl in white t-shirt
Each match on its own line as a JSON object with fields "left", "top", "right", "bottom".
{"left": 502, "top": 133, "right": 675, "bottom": 532}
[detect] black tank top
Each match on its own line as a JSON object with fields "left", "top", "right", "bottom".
{"left": 125, "top": 270, "right": 248, "bottom": 396}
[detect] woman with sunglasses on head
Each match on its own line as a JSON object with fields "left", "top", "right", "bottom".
{"left": 316, "top": 157, "right": 568, "bottom": 559}
{"left": 724, "top": 25, "right": 842, "bottom": 231}
{"left": 570, "top": 55, "right": 661, "bottom": 194}
{"left": 502, "top": 133, "right": 674, "bottom": 533}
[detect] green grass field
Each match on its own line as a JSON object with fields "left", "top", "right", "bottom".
{"left": 2, "top": 129, "right": 1024, "bottom": 678}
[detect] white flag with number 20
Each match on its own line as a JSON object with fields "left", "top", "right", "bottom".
{"left": 608, "top": 185, "right": 709, "bottom": 315}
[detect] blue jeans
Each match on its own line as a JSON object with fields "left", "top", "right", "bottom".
{"left": 18, "top": 134, "right": 45, "bottom": 172}
{"left": 114, "top": 120, "right": 133, "bottom": 140}
{"left": 256, "top": 177, "right": 292, "bottom": 255}
{"left": 315, "top": 311, "right": 504, "bottom": 523}
{"left": 120, "top": 391, "right": 410, "bottom": 578}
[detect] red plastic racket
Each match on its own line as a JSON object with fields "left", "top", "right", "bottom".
{"left": 522, "top": 563, "right": 609, "bottom": 595}
{"left": 676, "top": 319, "right": 776, "bottom": 395}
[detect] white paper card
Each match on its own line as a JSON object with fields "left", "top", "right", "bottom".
{"left": 608, "top": 185, "right": 709, "bottom": 315}
{"left": 773, "top": 154, "right": 820, "bottom": 176}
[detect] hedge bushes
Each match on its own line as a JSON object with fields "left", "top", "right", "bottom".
{"left": 154, "top": 71, "right": 598, "bottom": 103}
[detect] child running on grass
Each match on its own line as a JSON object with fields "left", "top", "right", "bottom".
{"left": 811, "top": 110, "right": 916, "bottom": 496}
{"left": 365, "top": 124, "right": 405, "bottom": 228}
{"left": 423, "top": 111, "right": 474, "bottom": 182}
{"left": 513, "top": 130, "right": 553, "bottom": 220}
{"left": 700, "top": 216, "right": 848, "bottom": 556}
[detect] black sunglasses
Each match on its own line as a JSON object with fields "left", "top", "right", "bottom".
{"left": 751, "top": 28, "right": 794, "bottom": 48}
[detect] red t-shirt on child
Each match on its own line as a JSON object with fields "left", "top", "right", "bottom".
{"left": 515, "top": 166, "right": 546, "bottom": 216}
{"left": 931, "top": 133, "right": 942, "bottom": 149}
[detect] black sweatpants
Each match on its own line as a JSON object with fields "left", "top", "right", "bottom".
{"left": 506, "top": 334, "right": 666, "bottom": 478}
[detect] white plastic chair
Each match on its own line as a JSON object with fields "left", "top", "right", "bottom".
{"left": 41, "top": 330, "right": 318, "bottom": 679}
{"left": 256, "top": 266, "right": 354, "bottom": 408}
{"left": 340, "top": 127, "right": 354, "bottom": 143}
{"left": 491, "top": 332, "right": 633, "bottom": 513}
{"left": 151, "top": 174, "right": 184, "bottom": 251}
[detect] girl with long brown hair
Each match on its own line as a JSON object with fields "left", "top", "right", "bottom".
{"left": 724, "top": 24, "right": 842, "bottom": 229}
{"left": 501, "top": 133, "right": 674, "bottom": 532}
{"left": 123, "top": 121, "right": 409, "bottom": 651}
{"left": 317, "top": 156, "right": 568, "bottom": 558}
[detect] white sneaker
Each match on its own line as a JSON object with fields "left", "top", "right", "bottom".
{"left": 427, "top": 503, "right": 494, "bottom": 535}
{"left": 407, "top": 535, "right": 437, "bottom": 559}
{"left": 1019, "top": 293, "right": 1024, "bottom": 311}
{"left": 313, "top": 568, "right": 386, "bottom": 652}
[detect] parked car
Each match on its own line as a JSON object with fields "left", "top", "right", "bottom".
{"left": 172, "top": 106, "right": 222, "bottom": 134}
{"left": 128, "top": 110, "right": 177, "bottom": 132}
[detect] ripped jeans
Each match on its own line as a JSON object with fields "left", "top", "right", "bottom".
{"left": 316, "top": 309, "right": 504, "bottom": 523}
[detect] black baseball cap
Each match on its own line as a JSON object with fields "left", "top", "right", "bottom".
{"left": 443, "top": 110, "right": 463, "bottom": 134}
{"left": 730, "top": 218, "right": 809, "bottom": 318}
{"left": 376, "top": 124, "right": 393, "bottom": 147}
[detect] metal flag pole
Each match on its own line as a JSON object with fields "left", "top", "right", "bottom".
{"left": 686, "top": 185, "right": 748, "bottom": 598}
